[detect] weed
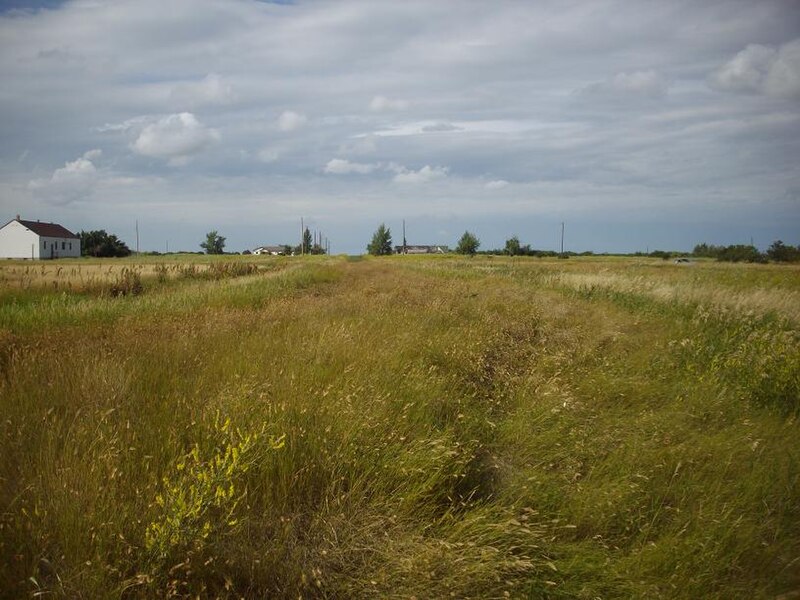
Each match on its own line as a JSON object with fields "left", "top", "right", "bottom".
{"left": 154, "top": 263, "right": 169, "bottom": 283}
{"left": 108, "top": 267, "right": 143, "bottom": 297}
{"left": 144, "top": 413, "right": 284, "bottom": 592}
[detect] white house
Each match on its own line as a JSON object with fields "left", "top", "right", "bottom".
{"left": 0, "top": 216, "right": 81, "bottom": 259}
{"left": 253, "top": 245, "right": 288, "bottom": 256}
{"left": 394, "top": 245, "right": 449, "bottom": 255}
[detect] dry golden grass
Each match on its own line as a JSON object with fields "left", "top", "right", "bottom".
{"left": 0, "top": 261, "right": 150, "bottom": 291}
{"left": 549, "top": 265, "right": 800, "bottom": 323}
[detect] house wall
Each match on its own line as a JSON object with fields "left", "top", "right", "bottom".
{"left": 0, "top": 221, "right": 40, "bottom": 259}
{"left": 39, "top": 236, "right": 80, "bottom": 259}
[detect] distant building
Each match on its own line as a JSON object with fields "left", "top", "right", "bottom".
{"left": 394, "top": 245, "right": 449, "bottom": 255}
{"left": 253, "top": 245, "right": 289, "bottom": 256}
{"left": 0, "top": 216, "right": 80, "bottom": 259}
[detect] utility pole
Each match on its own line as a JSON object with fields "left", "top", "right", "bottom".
{"left": 136, "top": 220, "right": 140, "bottom": 255}
{"left": 403, "top": 219, "right": 407, "bottom": 254}
{"left": 300, "top": 217, "right": 304, "bottom": 256}
{"left": 560, "top": 222, "right": 564, "bottom": 255}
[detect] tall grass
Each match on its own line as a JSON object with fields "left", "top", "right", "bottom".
{"left": 0, "top": 256, "right": 798, "bottom": 598}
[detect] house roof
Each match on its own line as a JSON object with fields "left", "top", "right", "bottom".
{"left": 14, "top": 219, "right": 79, "bottom": 239}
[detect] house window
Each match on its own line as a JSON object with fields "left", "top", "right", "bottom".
{"left": 62, "top": 241, "right": 66, "bottom": 250}
{"left": 43, "top": 241, "right": 47, "bottom": 249}
{"left": 69, "top": 242, "right": 72, "bottom": 250}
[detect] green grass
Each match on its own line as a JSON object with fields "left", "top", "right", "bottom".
{"left": 0, "top": 255, "right": 798, "bottom": 598}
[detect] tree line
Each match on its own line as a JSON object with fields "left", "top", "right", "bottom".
{"left": 78, "top": 226, "right": 800, "bottom": 263}
{"left": 368, "top": 224, "right": 800, "bottom": 263}
{"left": 692, "top": 241, "right": 800, "bottom": 263}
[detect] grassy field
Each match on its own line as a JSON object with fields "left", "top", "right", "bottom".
{"left": 0, "top": 254, "right": 798, "bottom": 598}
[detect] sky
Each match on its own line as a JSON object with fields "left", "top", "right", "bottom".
{"left": 0, "top": 0, "right": 798, "bottom": 254}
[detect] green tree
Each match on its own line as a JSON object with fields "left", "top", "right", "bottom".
{"left": 767, "top": 240, "right": 800, "bottom": 262}
{"left": 79, "top": 230, "right": 131, "bottom": 257}
{"left": 716, "top": 244, "right": 764, "bottom": 263}
{"left": 692, "top": 243, "right": 724, "bottom": 258}
{"left": 504, "top": 236, "right": 521, "bottom": 256}
{"left": 456, "top": 231, "right": 480, "bottom": 256}
{"left": 200, "top": 231, "right": 226, "bottom": 255}
{"left": 367, "top": 223, "right": 393, "bottom": 256}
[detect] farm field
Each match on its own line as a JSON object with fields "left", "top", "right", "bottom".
{"left": 0, "top": 255, "right": 798, "bottom": 598}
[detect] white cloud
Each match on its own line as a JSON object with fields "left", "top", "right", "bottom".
{"left": 485, "top": 179, "right": 509, "bottom": 190}
{"left": 96, "top": 116, "right": 150, "bottom": 134}
{"left": 710, "top": 44, "right": 776, "bottom": 93}
{"left": 51, "top": 157, "right": 96, "bottom": 186}
{"left": 393, "top": 165, "right": 448, "bottom": 184}
{"left": 28, "top": 153, "right": 99, "bottom": 204}
{"left": 83, "top": 149, "right": 102, "bottom": 161}
{"left": 581, "top": 70, "right": 669, "bottom": 98}
{"left": 369, "top": 95, "right": 409, "bottom": 111}
{"left": 764, "top": 40, "right": 800, "bottom": 99}
{"left": 170, "top": 73, "right": 235, "bottom": 108}
{"left": 710, "top": 39, "right": 800, "bottom": 99}
{"left": 324, "top": 158, "right": 378, "bottom": 174}
{"left": 132, "top": 112, "right": 219, "bottom": 165}
{"left": 277, "top": 110, "right": 308, "bottom": 132}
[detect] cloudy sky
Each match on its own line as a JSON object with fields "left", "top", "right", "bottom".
{"left": 1, "top": 0, "right": 798, "bottom": 253}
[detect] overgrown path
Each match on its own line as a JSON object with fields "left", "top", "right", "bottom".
{"left": 1, "top": 257, "right": 798, "bottom": 598}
